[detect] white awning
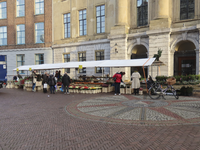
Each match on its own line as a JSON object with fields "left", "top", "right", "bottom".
{"left": 13, "top": 58, "right": 156, "bottom": 71}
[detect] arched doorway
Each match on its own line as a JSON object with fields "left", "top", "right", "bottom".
{"left": 174, "top": 41, "right": 196, "bottom": 76}
{"left": 131, "top": 45, "right": 148, "bottom": 78}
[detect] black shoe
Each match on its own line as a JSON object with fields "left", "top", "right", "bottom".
{"left": 53, "top": 92, "right": 55, "bottom": 94}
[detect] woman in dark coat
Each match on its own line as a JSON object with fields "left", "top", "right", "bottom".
{"left": 62, "top": 72, "right": 71, "bottom": 94}
{"left": 48, "top": 74, "right": 56, "bottom": 94}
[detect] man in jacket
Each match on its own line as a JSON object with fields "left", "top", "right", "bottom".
{"left": 62, "top": 72, "right": 71, "bottom": 94}
{"left": 48, "top": 74, "right": 56, "bottom": 94}
{"left": 113, "top": 72, "right": 122, "bottom": 95}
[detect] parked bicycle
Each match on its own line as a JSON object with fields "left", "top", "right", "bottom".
{"left": 147, "top": 76, "right": 179, "bottom": 100}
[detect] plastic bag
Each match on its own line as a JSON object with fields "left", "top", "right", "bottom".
{"left": 44, "top": 83, "right": 47, "bottom": 88}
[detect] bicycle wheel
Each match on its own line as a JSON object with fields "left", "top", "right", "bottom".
{"left": 171, "top": 88, "right": 179, "bottom": 99}
{"left": 148, "top": 86, "right": 161, "bottom": 99}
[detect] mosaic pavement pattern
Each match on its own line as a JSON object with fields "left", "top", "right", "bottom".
{"left": 65, "top": 95, "right": 200, "bottom": 126}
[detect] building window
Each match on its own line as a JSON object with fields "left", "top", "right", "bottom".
{"left": 137, "top": 0, "right": 148, "bottom": 27}
{"left": 180, "top": 0, "right": 195, "bottom": 20}
{"left": 0, "top": 26, "right": 7, "bottom": 46}
{"left": 0, "top": 2, "right": 7, "bottom": 19}
{"left": 35, "top": 54, "right": 44, "bottom": 65}
{"left": 96, "top": 5, "right": 105, "bottom": 33}
{"left": 17, "top": 54, "right": 25, "bottom": 74}
{"left": 78, "top": 52, "right": 86, "bottom": 73}
{"left": 35, "top": 0, "right": 44, "bottom": 15}
{"left": 64, "top": 53, "right": 70, "bottom": 73}
{"left": 35, "top": 22, "right": 44, "bottom": 43}
{"left": 64, "top": 13, "right": 70, "bottom": 38}
{"left": 17, "top": 24, "right": 25, "bottom": 45}
{"left": 79, "top": 9, "right": 87, "bottom": 36}
{"left": 96, "top": 51, "right": 104, "bottom": 73}
{"left": 16, "top": 0, "right": 25, "bottom": 17}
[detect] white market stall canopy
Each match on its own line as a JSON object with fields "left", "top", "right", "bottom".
{"left": 13, "top": 58, "right": 156, "bottom": 71}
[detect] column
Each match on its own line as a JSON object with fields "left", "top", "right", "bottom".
{"left": 196, "top": 49, "right": 199, "bottom": 74}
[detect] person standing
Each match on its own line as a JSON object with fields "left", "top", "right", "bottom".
{"left": 113, "top": 72, "right": 122, "bottom": 95}
{"left": 42, "top": 72, "right": 49, "bottom": 93}
{"left": 48, "top": 74, "right": 56, "bottom": 94}
{"left": 131, "top": 71, "right": 141, "bottom": 95}
{"left": 62, "top": 72, "right": 71, "bottom": 94}
{"left": 31, "top": 70, "right": 37, "bottom": 92}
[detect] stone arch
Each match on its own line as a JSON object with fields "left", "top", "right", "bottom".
{"left": 171, "top": 37, "right": 198, "bottom": 75}
{"left": 127, "top": 41, "right": 149, "bottom": 56}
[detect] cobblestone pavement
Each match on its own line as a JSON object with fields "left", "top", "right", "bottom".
{"left": 0, "top": 88, "right": 200, "bottom": 150}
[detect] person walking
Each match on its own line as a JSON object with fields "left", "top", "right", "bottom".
{"left": 48, "top": 74, "right": 56, "bottom": 94}
{"left": 62, "top": 72, "right": 71, "bottom": 94}
{"left": 131, "top": 71, "right": 141, "bottom": 95}
{"left": 31, "top": 70, "right": 37, "bottom": 92}
{"left": 113, "top": 72, "right": 122, "bottom": 95}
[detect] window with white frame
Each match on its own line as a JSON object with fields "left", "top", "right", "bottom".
{"left": 0, "top": 26, "right": 7, "bottom": 46}
{"left": 64, "top": 53, "right": 70, "bottom": 73}
{"left": 0, "top": 2, "right": 7, "bottom": 19}
{"left": 78, "top": 52, "right": 86, "bottom": 73}
{"left": 35, "top": 22, "right": 44, "bottom": 43}
{"left": 64, "top": 13, "right": 70, "bottom": 38}
{"left": 35, "top": 0, "right": 44, "bottom": 15}
{"left": 96, "top": 5, "right": 105, "bottom": 33}
{"left": 16, "top": 0, "right": 25, "bottom": 17}
{"left": 137, "top": 0, "right": 148, "bottom": 27}
{"left": 79, "top": 9, "right": 87, "bottom": 36}
{"left": 17, "top": 54, "right": 25, "bottom": 73}
{"left": 17, "top": 24, "right": 25, "bottom": 45}
{"left": 180, "top": 0, "right": 195, "bottom": 20}
{"left": 35, "top": 54, "right": 44, "bottom": 65}
{"left": 95, "top": 51, "right": 104, "bottom": 73}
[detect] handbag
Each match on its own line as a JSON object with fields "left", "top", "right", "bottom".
{"left": 113, "top": 77, "right": 116, "bottom": 81}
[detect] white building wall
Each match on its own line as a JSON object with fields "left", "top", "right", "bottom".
{"left": 0, "top": 48, "right": 52, "bottom": 80}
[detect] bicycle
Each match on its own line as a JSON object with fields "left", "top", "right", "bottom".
{"left": 148, "top": 77, "right": 179, "bottom": 100}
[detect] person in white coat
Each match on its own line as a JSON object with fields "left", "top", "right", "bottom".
{"left": 131, "top": 71, "right": 141, "bottom": 95}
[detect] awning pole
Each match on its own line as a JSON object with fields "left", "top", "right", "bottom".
{"left": 143, "top": 58, "right": 151, "bottom": 93}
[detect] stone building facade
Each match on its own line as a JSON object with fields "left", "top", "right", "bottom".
{"left": 0, "top": 0, "right": 52, "bottom": 80}
{"left": 52, "top": 0, "right": 200, "bottom": 80}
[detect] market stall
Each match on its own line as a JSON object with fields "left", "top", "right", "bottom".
{"left": 13, "top": 58, "right": 156, "bottom": 94}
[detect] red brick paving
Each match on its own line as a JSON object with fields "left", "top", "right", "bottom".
{"left": 0, "top": 88, "right": 200, "bottom": 150}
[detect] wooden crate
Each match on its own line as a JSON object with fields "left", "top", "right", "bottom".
{"left": 120, "top": 88, "right": 125, "bottom": 94}
{"left": 102, "top": 87, "right": 108, "bottom": 93}
{"left": 126, "top": 87, "right": 132, "bottom": 94}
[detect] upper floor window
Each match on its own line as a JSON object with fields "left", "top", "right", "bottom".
{"left": 180, "top": 0, "right": 195, "bottom": 20}
{"left": 78, "top": 52, "right": 86, "bottom": 73}
{"left": 96, "top": 5, "right": 105, "bottom": 33}
{"left": 64, "top": 53, "right": 70, "bottom": 73}
{"left": 17, "top": 54, "right": 25, "bottom": 74}
{"left": 17, "top": 24, "right": 25, "bottom": 45}
{"left": 0, "top": 2, "right": 7, "bottom": 19}
{"left": 137, "top": 0, "right": 148, "bottom": 27}
{"left": 64, "top": 13, "right": 70, "bottom": 38}
{"left": 0, "top": 26, "right": 7, "bottom": 46}
{"left": 35, "top": 0, "right": 44, "bottom": 15}
{"left": 35, "top": 22, "right": 44, "bottom": 43}
{"left": 16, "top": 0, "right": 25, "bottom": 17}
{"left": 95, "top": 51, "right": 104, "bottom": 73}
{"left": 35, "top": 54, "right": 44, "bottom": 65}
{"left": 79, "top": 9, "right": 87, "bottom": 36}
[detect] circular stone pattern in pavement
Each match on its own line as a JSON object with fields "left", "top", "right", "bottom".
{"left": 65, "top": 95, "right": 200, "bottom": 126}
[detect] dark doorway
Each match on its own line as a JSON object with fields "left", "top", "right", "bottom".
{"left": 131, "top": 45, "right": 148, "bottom": 78}
{"left": 174, "top": 41, "right": 196, "bottom": 76}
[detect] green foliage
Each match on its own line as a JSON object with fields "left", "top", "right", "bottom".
{"left": 153, "top": 48, "right": 163, "bottom": 61}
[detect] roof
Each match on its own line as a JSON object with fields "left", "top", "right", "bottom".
{"left": 13, "top": 58, "right": 156, "bottom": 71}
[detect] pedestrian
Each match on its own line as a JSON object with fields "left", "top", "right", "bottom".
{"left": 113, "top": 71, "right": 122, "bottom": 95}
{"left": 31, "top": 70, "right": 37, "bottom": 92}
{"left": 48, "top": 74, "right": 56, "bottom": 94}
{"left": 42, "top": 72, "right": 49, "bottom": 93}
{"left": 62, "top": 72, "right": 71, "bottom": 94}
{"left": 131, "top": 71, "right": 141, "bottom": 95}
